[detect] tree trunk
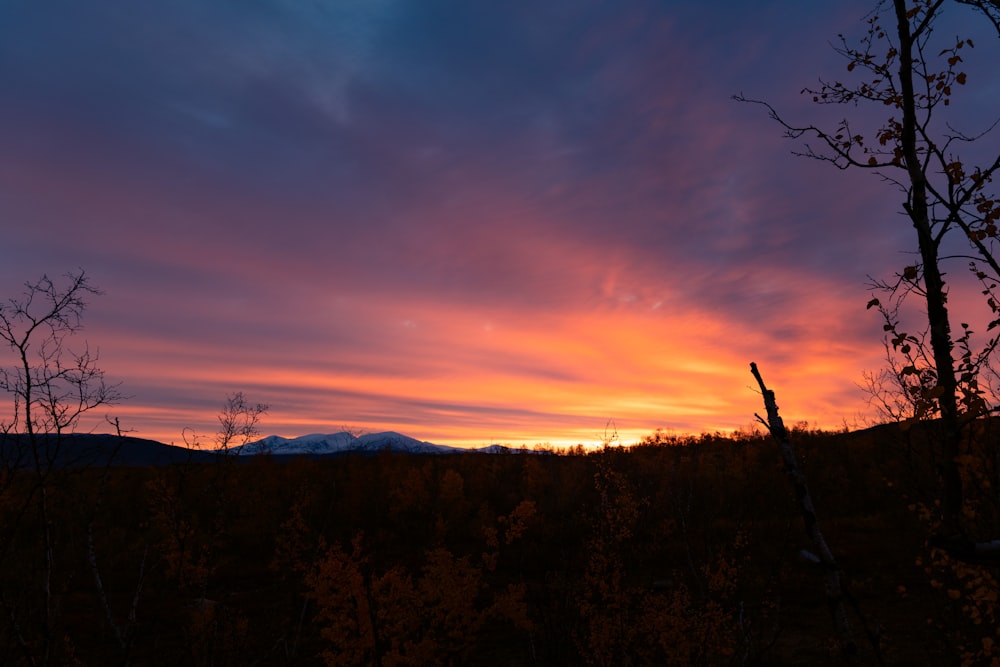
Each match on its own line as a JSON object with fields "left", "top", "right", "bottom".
{"left": 892, "top": 0, "right": 966, "bottom": 540}
{"left": 750, "top": 363, "right": 860, "bottom": 664}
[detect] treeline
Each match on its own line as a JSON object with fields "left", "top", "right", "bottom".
{"left": 1, "top": 422, "right": 998, "bottom": 665}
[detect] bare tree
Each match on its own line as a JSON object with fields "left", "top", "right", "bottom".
{"left": 0, "top": 269, "right": 121, "bottom": 665}
{"left": 215, "top": 391, "right": 269, "bottom": 452}
{"left": 0, "top": 270, "right": 120, "bottom": 443}
{"left": 736, "top": 0, "right": 1000, "bottom": 542}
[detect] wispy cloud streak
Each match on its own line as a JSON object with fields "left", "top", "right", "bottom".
{"left": 2, "top": 0, "right": 989, "bottom": 446}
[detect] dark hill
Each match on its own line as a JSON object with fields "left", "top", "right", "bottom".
{"left": 0, "top": 433, "right": 218, "bottom": 468}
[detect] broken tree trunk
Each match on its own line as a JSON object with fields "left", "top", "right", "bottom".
{"left": 749, "top": 362, "right": 860, "bottom": 663}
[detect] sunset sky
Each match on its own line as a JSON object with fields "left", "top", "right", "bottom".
{"left": 2, "top": 1, "right": 998, "bottom": 448}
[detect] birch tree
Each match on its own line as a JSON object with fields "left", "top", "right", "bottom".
{"left": 0, "top": 269, "right": 121, "bottom": 665}
{"left": 737, "top": 0, "right": 1000, "bottom": 543}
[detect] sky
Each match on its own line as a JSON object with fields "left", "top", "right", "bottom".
{"left": 1, "top": 1, "right": 998, "bottom": 448}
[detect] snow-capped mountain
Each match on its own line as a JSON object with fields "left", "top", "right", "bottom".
{"left": 229, "top": 431, "right": 469, "bottom": 456}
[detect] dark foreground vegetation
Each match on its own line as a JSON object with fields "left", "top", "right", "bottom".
{"left": 2, "top": 421, "right": 999, "bottom": 666}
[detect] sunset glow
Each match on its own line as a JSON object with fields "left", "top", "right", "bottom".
{"left": 2, "top": 1, "right": 997, "bottom": 448}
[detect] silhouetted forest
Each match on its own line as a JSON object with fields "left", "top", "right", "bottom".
{"left": 2, "top": 421, "right": 999, "bottom": 665}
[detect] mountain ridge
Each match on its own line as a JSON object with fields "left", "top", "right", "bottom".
{"left": 0, "top": 430, "right": 529, "bottom": 468}
{"left": 231, "top": 431, "right": 517, "bottom": 456}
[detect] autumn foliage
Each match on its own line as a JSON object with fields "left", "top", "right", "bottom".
{"left": 0, "top": 421, "right": 998, "bottom": 665}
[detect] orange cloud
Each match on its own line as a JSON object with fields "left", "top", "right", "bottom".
{"left": 88, "top": 257, "right": 886, "bottom": 449}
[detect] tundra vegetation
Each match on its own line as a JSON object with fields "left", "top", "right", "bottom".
{"left": 1, "top": 413, "right": 999, "bottom": 665}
